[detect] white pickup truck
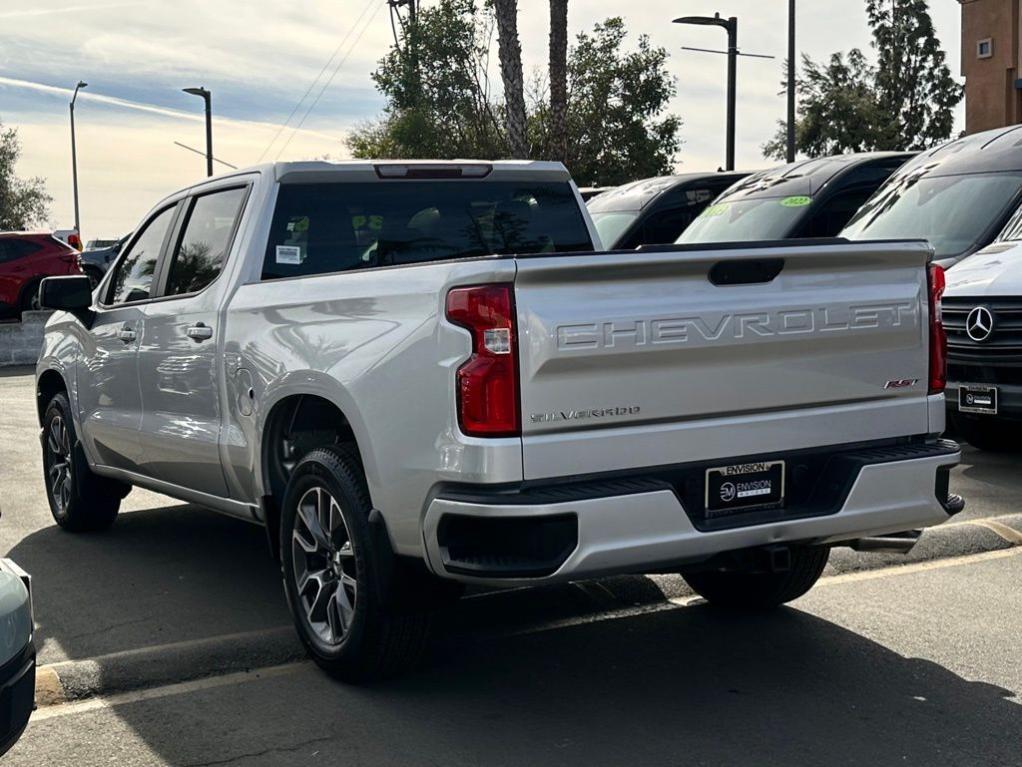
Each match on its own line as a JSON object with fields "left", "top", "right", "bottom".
{"left": 36, "top": 161, "right": 962, "bottom": 680}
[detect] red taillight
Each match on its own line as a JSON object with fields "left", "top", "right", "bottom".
{"left": 446, "top": 284, "right": 520, "bottom": 437}
{"left": 68, "top": 233, "right": 82, "bottom": 251}
{"left": 928, "top": 263, "right": 947, "bottom": 395}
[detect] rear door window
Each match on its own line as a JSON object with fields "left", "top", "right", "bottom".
{"left": 0, "top": 240, "right": 42, "bottom": 263}
{"left": 262, "top": 181, "right": 594, "bottom": 280}
{"left": 635, "top": 187, "right": 719, "bottom": 246}
{"left": 164, "top": 187, "right": 247, "bottom": 296}
{"left": 796, "top": 188, "right": 875, "bottom": 238}
{"left": 106, "top": 206, "right": 176, "bottom": 305}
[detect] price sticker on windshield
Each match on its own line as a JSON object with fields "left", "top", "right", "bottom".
{"left": 701, "top": 203, "right": 729, "bottom": 218}
{"left": 780, "top": 196, "right": 812, "bottom": 208}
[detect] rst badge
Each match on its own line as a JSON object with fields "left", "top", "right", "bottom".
{"left": 884, "top": 378, "right": 919, "bottom": 390}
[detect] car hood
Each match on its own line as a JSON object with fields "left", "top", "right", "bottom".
{"left": 945, "top": 242, "right": 1022, "bottom": 296}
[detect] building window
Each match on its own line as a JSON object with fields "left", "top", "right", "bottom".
{"left": 977, "top": 38, "right": 993, "bottom": 59}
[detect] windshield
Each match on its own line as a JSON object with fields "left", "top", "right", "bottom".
{"left": 677, "top": 197, "right": 808, "bottom": 244}
{"left": 841, "top": 172, "right": 1022, "bottom": 259}
{"left": 589, "top": 211, "right": 639, "bottom": 249}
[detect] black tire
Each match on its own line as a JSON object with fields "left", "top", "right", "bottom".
{"left": 19, "top": 279, "right": 42, "bottom": 316}
{"left": 42, "top": 392, "right": 128, "bottom": 532}
{"left": 280, "top": 445, "right": 432, "bottom": 682}
{"left": 952, "top": 415, "right": 1019, "bottom": 453}
{"left": 681, "top": 545, "right": 830, "bottom": 609}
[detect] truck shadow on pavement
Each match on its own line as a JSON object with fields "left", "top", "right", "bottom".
{"left": 7, "top": 504, "right": 291, "bottom": 665}
{"left": 7, "top": 505, "right": 1022, "bottom": 766}
{"left": 24, "top": 600, "right": 1022, "bottom": 766}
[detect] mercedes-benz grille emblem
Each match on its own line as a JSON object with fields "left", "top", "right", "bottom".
{"left": 966, "top": 306, "right": 995, "bottom": 343}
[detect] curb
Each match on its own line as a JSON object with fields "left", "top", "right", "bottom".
{"left": 35, "top": 625, "right": 304, "bottom": 708}
{"left": 827, "top": 513, "right": 1022, "bottom": 575}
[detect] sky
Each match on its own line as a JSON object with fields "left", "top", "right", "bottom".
{"left": 0, "top": 0, "right": 963, "bottom": 238}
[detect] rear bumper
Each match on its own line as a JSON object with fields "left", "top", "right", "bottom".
{"left": 422, "top": 440, "right": 962, "bottom": 585}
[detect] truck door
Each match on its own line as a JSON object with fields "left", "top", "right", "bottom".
{"left": 77, "top": 203, "right": 179, "bottom": 472}
{"left": 136, "top": 185, "right": 249, "bottom": 498}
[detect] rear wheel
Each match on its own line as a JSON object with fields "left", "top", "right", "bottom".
{"left": 42, "top": 393, "right": 128, "bottom": 532}
{"left": 280, "top": 446, "right": 432, "bottom": 682}
{"left": 680, "top": 545, "right": 830, "bottom": 609}
{"left": 952, "top": 415, "right": 1019, "bottom": 452}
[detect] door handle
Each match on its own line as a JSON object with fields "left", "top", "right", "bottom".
{"left": 117, "top": 324, "right": 137, "bottom": 343}
{"left": 186, "top": 322, "right": 214, "bottom": 341}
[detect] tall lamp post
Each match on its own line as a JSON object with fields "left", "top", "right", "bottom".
{"left": 674, "top": 14, "right": 739, "bottom": 171}
{"left": 786, "top": 0, "right": 797, "bottom": 163}
{"left": 183, "top": 87, "right": 213, "bottom": 177}
{"left": 70, "top": 81, "right": 87, "bottom": 235}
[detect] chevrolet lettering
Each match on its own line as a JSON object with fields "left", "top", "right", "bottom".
{"left": 556, "top": 303, "right": 917, "bottom": 352}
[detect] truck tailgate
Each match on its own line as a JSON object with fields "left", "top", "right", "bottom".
{"left": 514, "top": 240, "right": 934, "bottom": 480}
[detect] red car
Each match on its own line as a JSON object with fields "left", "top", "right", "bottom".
{"left": 0, "top": 233, "right": 84, "bottom": 319}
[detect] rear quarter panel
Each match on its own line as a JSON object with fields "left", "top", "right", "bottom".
{"left": 222, "top": 258, "right": 523, "bottom": 556}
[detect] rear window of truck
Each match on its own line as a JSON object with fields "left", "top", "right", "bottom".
{"left": 262, "top": 181, "right": 594, "bottom": 280}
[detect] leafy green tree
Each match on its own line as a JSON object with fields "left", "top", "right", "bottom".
{"left": 867, "top": 0, "right": 960, "bottom": 149}
{"left": 348, "top": 0, "right": 505, "bottom": 160}
{"left": 763, "top": 50, "right": 881, "bottom": 160}
{"left": 558, "top": 18, "right": 680, "bottom": 186}
{"left": 764, "top": 0, "right": 961, "bottom": 160}
{"left": 0, "top": 120, "right": 51, "bottom": 230}
{"left": 350, "top": 9, "right": 681, "bottom": 187}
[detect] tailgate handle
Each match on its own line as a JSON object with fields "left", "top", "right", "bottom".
{"left": 709, "top": 259, "right": 784, "bottom": 286}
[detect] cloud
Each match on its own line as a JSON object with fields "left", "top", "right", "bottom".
{"left": 0, "top": 75, "right": 343, "bottom": 143}
{"left": 0, "top": 1, "right": 147, "bottom": 20}
{"left": 1, "top": 0, "right": 964, "bottom": 235}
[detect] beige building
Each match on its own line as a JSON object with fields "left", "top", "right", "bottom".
{"left": 960, "top": 0, "right": 1022, "bottom": 133}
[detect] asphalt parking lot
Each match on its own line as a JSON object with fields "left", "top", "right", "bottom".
{"left": 1, "top": 366, "right": 1020, "bottom": 765}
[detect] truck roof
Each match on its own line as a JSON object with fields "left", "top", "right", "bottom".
{"left": 145, "top": 160, "right": 576, "bottom": 219}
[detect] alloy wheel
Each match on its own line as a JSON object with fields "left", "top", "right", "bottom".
{"left": 291, "top": 486, "right": 358, "bottom": 646}
{"left": 46, "top": 415, "right": 73, "bottom": 513}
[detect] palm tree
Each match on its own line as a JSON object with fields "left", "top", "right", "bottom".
{"left": 548, "top": 0, "right": 568, "bottom": 162}
{"left": 493, "top": 0, "right": 529, "bottom": 157}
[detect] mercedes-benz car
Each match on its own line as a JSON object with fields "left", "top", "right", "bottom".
{"left": 842, "top": 126, "right": 1022, "bottom": 268}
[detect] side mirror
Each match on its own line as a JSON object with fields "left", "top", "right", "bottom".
{"left": 40, "top": 275, "right": 93, "bottom": 313}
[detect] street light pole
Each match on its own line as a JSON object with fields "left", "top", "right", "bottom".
{"left": 183, "top": 87, "right": 213, "bottom": 177}
{"left": 674, "top": 13, "right": 740, "bottom": 171}
{"left": 724, "top": 17, "right": 738, "bottom": 172}
{"left": 70, "top": 81, "right": 87, "bottom": 234}
{"left": 786, "top": 0, "right": 797, "bottom": 163}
